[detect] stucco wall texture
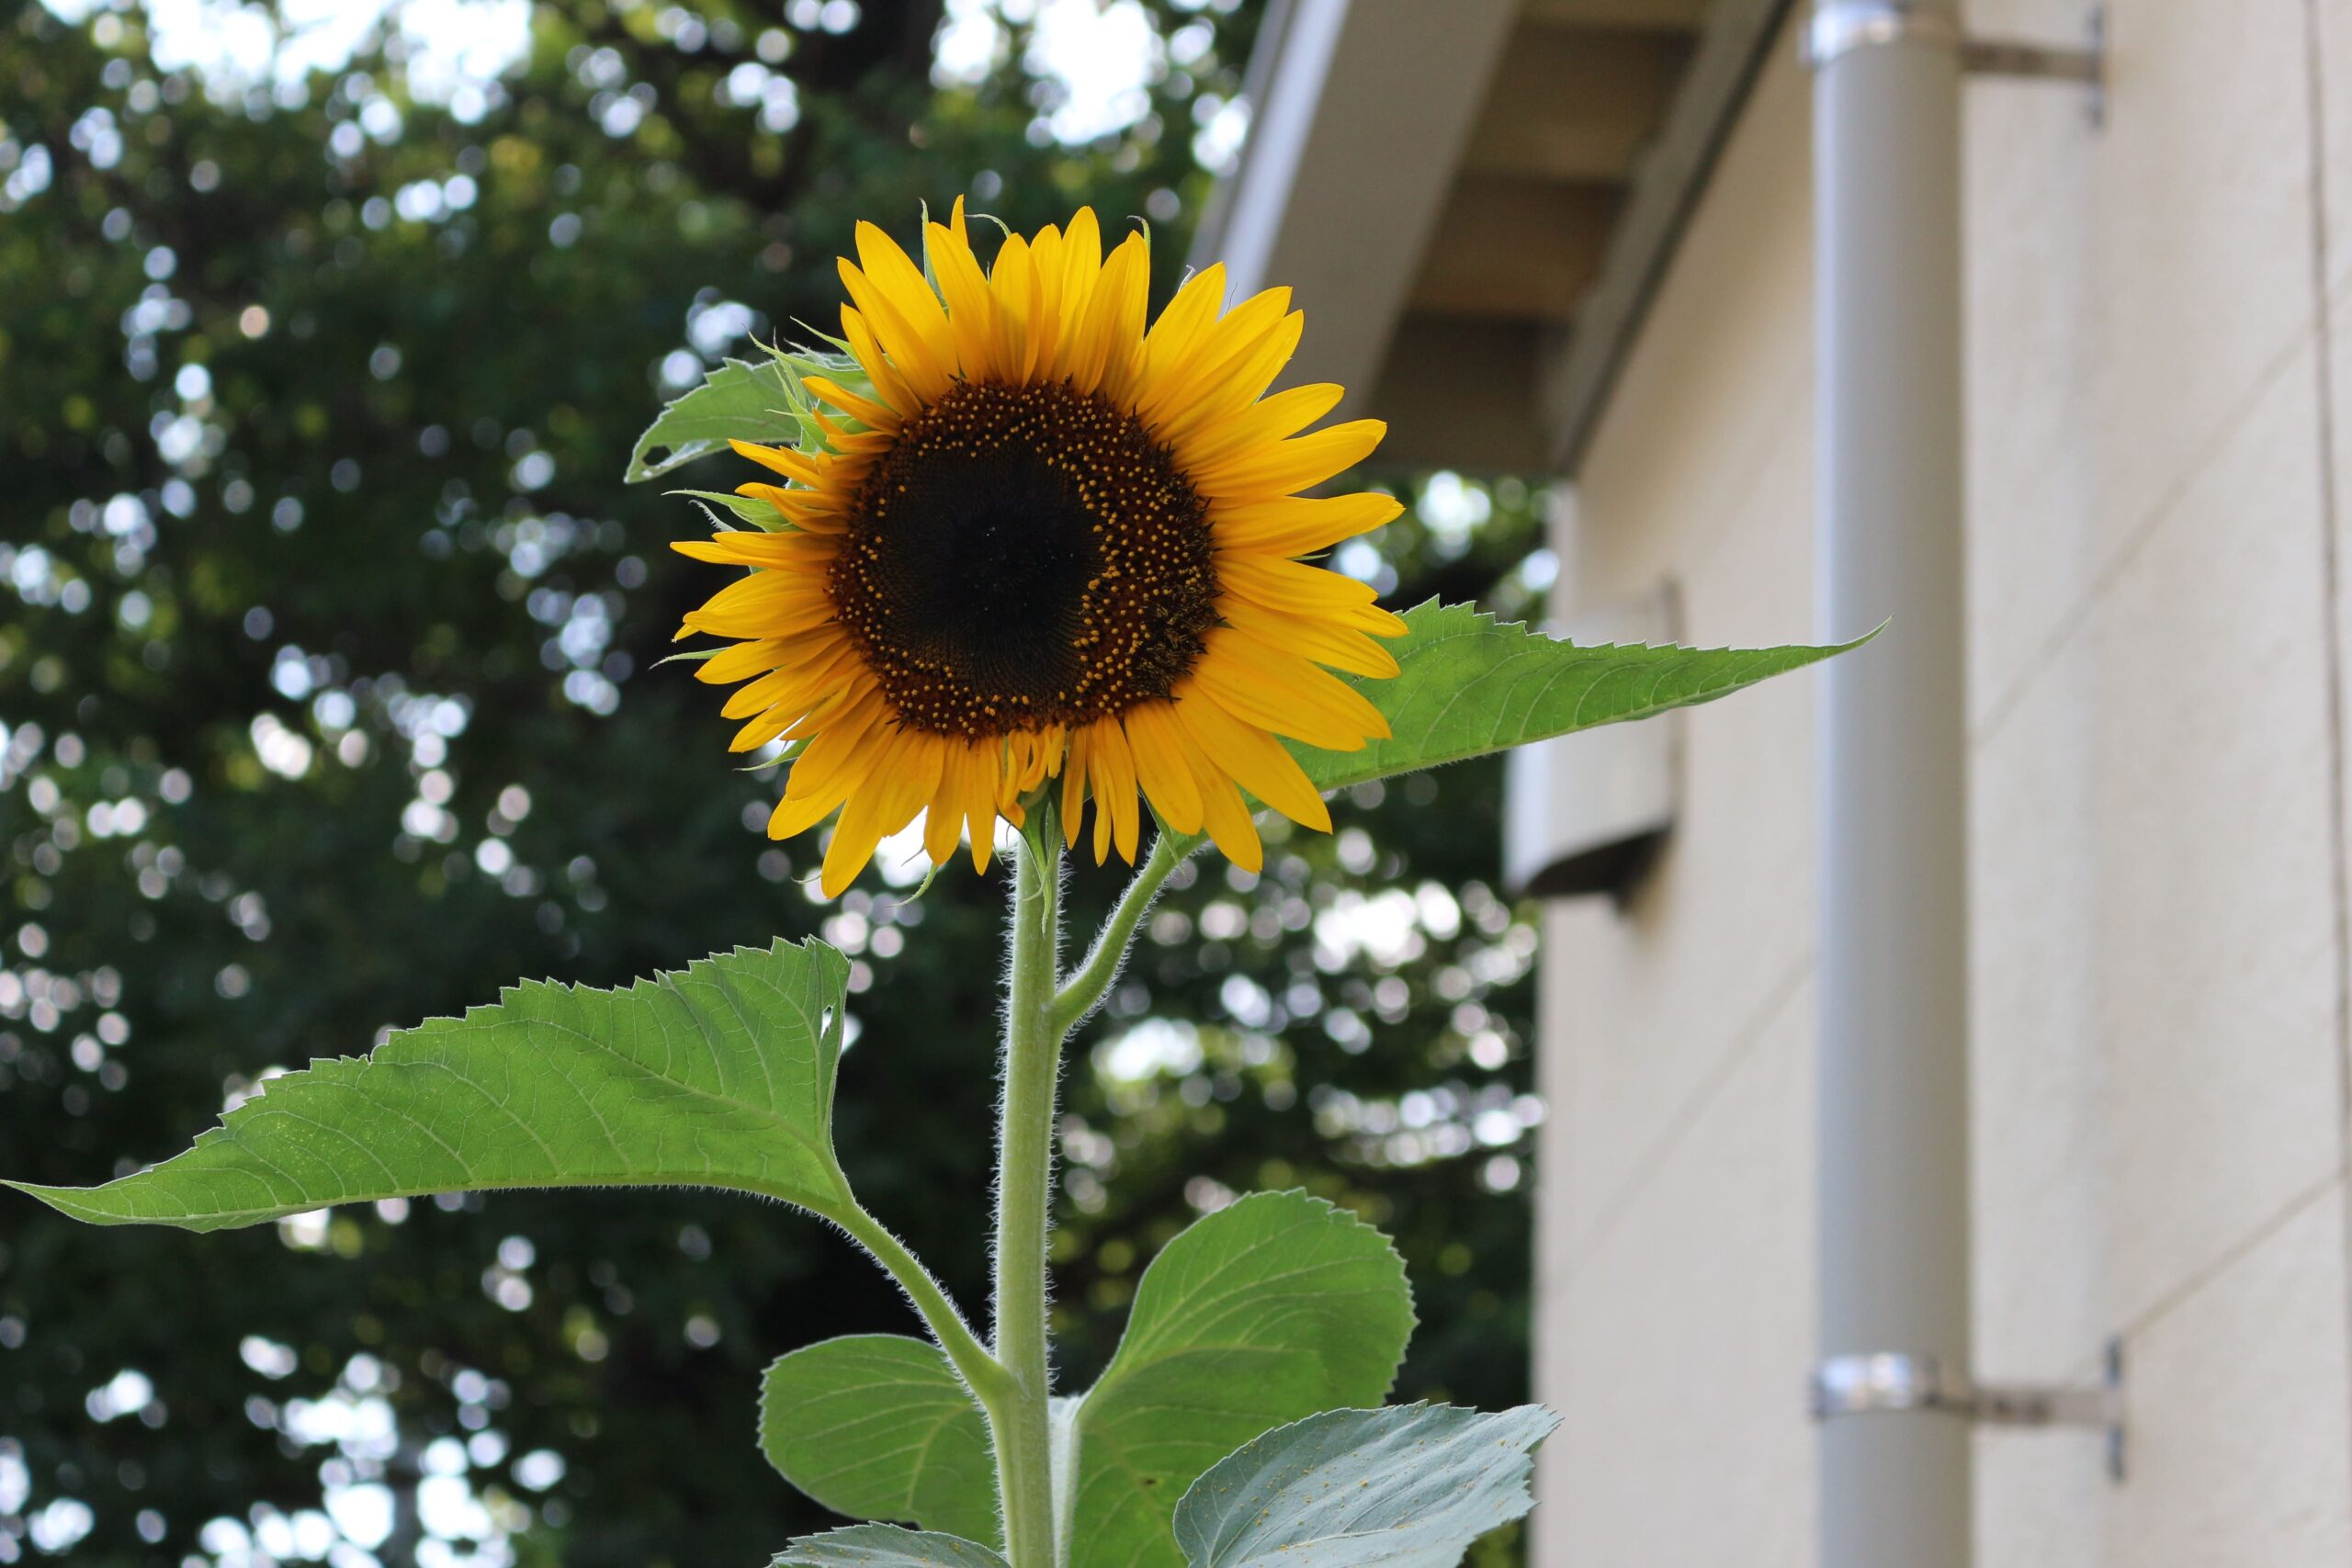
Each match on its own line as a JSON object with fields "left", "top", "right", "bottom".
{"left": 1529, "top": 4, "right": 2352, "bottom": 1563}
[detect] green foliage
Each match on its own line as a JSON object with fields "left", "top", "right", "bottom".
{"left": 1303, "top": 601, "right": 1869, "bottom": 795}
{"left": 1170, "top": 1405, "right": 1558, "bottom": 1568}
{"left": 8, "top": 941, "right": 854, "bottom": 1226}
{"left": 4, "top": 2, "right": 1565, "bottom": 1562}
{"left": 1069, "top": 1190, "right": 1413, "bottom": 1568}
{"left": 773, "top": 1525, "right": 1011, "bottom": 1568}
{"left": 629, "top": 353, "right": 854, "bottom": 484}
{"left": 0, "top": 1, "right": 1814, "bottom": 1562}
{"left": 761, "top": 1336, "right": 1001, "bottom": 1548}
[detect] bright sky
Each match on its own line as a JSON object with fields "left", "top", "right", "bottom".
{"left": 43, "top": 0, "right": 1210, "bottom": 151}
{"left": 936, "top": 0, "right": 1164, "bottom": 142}
{"left": 42, "top": 0, "right": 532, "bottom": 110}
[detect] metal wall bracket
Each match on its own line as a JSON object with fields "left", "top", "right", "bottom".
{"left": 1803, "top": 3, "right": 2107, "bottom": 126}
{"left": 1809, "top": 1337, "right": 2128, "bottom": 1483}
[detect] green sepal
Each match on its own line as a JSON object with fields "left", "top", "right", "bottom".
{"left": 670, "top": 487, "right": 791, "bottom": 529}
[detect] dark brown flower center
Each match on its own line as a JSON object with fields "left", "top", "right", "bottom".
{"left": 827, "top": 379, "right": 1218, "bottom": 738}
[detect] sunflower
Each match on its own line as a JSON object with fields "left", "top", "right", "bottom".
{"left": 674, "top": 201, "right": 1405, "bottom": 896}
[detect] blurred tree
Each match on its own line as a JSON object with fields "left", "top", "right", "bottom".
{"left": 0, "top": 2, "right": 1547, "bottom": 1565}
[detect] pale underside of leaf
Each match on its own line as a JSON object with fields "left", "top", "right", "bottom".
{"left": 6, "top": 941, "right": 852, "bottom": 1230}
{"left": 770, "top": 1524, "right": 1011, "bottom": 1568}
{"left": 761, "top": 1335, "right": 1001, "bottom": 1549}
{"left": 1170, "top": 1404, "right": 1560, "bottom": 1568}
{"left": 1068, "top": 1190, "right": 1415, "bottom": 1568}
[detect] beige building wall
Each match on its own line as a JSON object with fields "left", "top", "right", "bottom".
{"left": 1531, "top": 3, "right": 2352, "bottom": 1563}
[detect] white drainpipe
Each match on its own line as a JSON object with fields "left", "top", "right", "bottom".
{"left": 1804, "top": 5, "right": 2123, "bottom": 1556}
{"left": 1808, "top": 3, "right": 1972, "bottom": 1565}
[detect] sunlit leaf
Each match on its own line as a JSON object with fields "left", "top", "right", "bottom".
{"left": 6, "top": 942, "right": 854, "bottom": 1228}
{"left": 627, "top": 356, "right": 801, "bottom": 482}
{"left": 1297, "top": 599, "right": 1866, "bottom": 794}
{"left": 1068, "top": 1190, "right": 1413, "bottom": 1568}
{"left": 1171, "top": 1404, "right": 1558, "bottom": 1568}
{"left": 771, "top": 1525, "right": 1011, "bottom": 1568}
{"left": 761, "top": 1335, "right": 1001, "bottom": 1548}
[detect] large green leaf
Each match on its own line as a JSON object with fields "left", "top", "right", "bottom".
{"left": 6, "top": 942, "right": 854, "bottom": 1229}
{"left": 1068, "top": 1190, "right": 1414, "bottom": 1568}
{"left": 761, "top": 1335, "right": 1001, "bottom": 1548}
{"left": 627, "top": 355, "right": 801, "bottom": 482}
{"left": 1170, "top": 1404, "right": 1558, "bottom": 1568}
{"left": 1299, "top": 600, "right": 1864, "bottom": 794}
{"left": 772, "top": 1525, "right": 1010, "bottom": 1568}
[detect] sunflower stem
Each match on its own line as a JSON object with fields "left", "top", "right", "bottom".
{"left": 828, "top": 1196, "right": 1012, "bottom": 1410}
{"left": 990, "top": 822, "right": 1064, "bottom": 1568}
{"left": 1047, "top": 831, "right": 1188, "bottom": 1039}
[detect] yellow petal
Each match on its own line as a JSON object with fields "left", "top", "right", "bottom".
{"left": 1120, "top": 702, "right": 1203, "bottom": 835}
{"left": 682, "top": 572, "right": 835, "bottom": 640}
{"left": 1172, "top": 682, "right": 1331, "bottom": 831}
{"left": 1214, "top": 597, "right": 1401, "bottom": 679}
{"left": 771, "top": 783, "right": 847, "bottom": 841}
{"left": 1135, "top": 263, "right": 1226, "bottom": 404}
{"left": 1030, "top": 222, "right": 1065, "bottom": 311}
{"left": 1060, "top": 725, "right": 1093, "bottom": 850}
{"left": 1190, "top": 761, "right": 1262, "bottom": 874}
{"left": 695, "top": 637, "right": 792, "bottom": 685}
{"left": 1216, "top": 553, "right": 1384, "bottom": 614}
{"left": 782, "top": 690, "right": 892, "bottom": 803}
{"left": 989, "top": 233, "right": 1042, "bottom": 383}
{"left": 840, "top": 307, "right": 921, "bottom": 418}
{"left": 928, "top": 217, "right": 999, "bottom": 381}
{"left": 1077, "top": 231, "right": 1151, "bottom": 398}
{"left": 1210, "top": 491, "right": 1401, "bottom": 556}
{"left": 1192, "top": 629, "right": 1391, "bottom": 750}
{"left": 822, "top": 728, "right": 942, "bottom": 897}
{"left": 672, "top": 532, "right": 837, "bottom": 569}
{"left": 729, "top": 438, "right": 826, "bottom": 486}
{"left": 1137, "top": 287, "right": 1291, "bottom": 427}
{"left": 1169, "top": 369, "right": 1337, "bottom": 472}
{"left": 803, "top": 375, "right": 900, "bottom": 434}
{"left": 964, "top": 745, "right": 1001, "bottom": 873}
{"left": 1089, "top": 717, "right": 1142, "bottom": 863}
{"left": 718, "top": 638, "right": 859, "bottom": 719}
{"left": 854, "top": 220, "right": 956, "bottom": 380}
{"left": 1195, "top": 419, "right": 1387, "bottom": 500}
{"left": 1049, "top": 208, "right": 1103, "bottom": 377}
{"left": 924, "top": 741, "right": 977, "bottom": 867}
{"left": 839, "top": 257, "right": 952, "bottom": 404}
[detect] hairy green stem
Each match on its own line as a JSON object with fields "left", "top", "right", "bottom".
{"left": 1047, "top": 831, "right": 1186, "bottom": 1039}
{"left": 829, "top": 1197, "right": 1012, "bottom": 1408}
{"left": 991, "top": 826, "right": 1064, "bottom": 1568}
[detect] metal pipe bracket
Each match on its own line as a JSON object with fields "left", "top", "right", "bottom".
{"left": 1809, "top": 1338, "right": 2128, "bottom": 1482}
{"left": 1803, "top": 2, "right": 2107, "bottom": 124}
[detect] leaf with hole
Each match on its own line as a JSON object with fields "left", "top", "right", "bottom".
{"left": 1066, "top": 1190, "right": 1414, "bottom": 1568}
{"left": 627, "top": 356, "right": 801, "bottom": 482}
{"left": 1171, "top": 1404, "right": 1558, "bottom": 1568}
{"left": 761, "top": 1335, "right": 1000, "bottom": 1547}
{"left": 6, "top": 941, "right": 854, "bottom": 1229}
